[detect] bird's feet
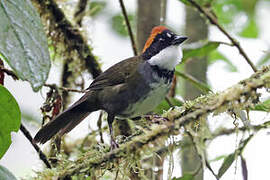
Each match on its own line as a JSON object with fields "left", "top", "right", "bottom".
{"left": 110, "top": 138, "right": 119, "bottom": 151}
{"left": 144, "top": 114, "right": 169, "bottom": 124}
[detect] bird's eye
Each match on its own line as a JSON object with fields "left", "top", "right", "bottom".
{"left": 166, "top": 33, "right": 172, "bottom": 38}
{"left": 159, "top": 38, "right": 164, "bottom": 41}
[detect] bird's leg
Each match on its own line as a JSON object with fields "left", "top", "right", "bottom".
{"left": 143, "top": 114, "right": 169, "bottom": 124}
{"left": 107, "top": 114, "right": 119, "bottom": 150}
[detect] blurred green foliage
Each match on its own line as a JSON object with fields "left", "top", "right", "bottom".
{"left": 212, "top": 0, "right": 259, "bottom": 38}
{"left": 182, "top": 41, "right": 220, "bottom": 63}
{"left": 111, "top": 13, "right": 135, "bottom": 37}
{"left": 172, "top": 174, "right": 194, "bottom": 180}
{"left": 88, "top": 1, "right": 106, "bottom": 17}
{"left": 154, "top": 97, "right": 183, "bottom": 114}
{"left": 250, "top": 98, "right": 270, "bottom": 111}
{"left": 208, "top": 50, "right": 237, "bottom": 72}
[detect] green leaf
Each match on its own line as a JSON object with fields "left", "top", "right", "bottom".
{"left": 0, "top": 0, "right": 51, "bottom": 91}
{"left": 111, "top": 13, "right": 134, "bottom": 37}
{"left": 217, "top": 136, "right": 252, "bottom": 178}
{"left": 178, "top": 0, "right": 191, "bottom": 6}
{"left": 241, "top": 0, "right": 257, "bottom": 15}
{"left": 154, "top": 97, "right": 183, "bottom": 114}
{"left": 218, "top": 153, "right": 236, "bottom": 178}
{"left": 256, "top": 52, "right": 270, "bottom": 67}
{"left": 208, "top": 50, "right": 238, "bottom": 72}
{"left": 239, "top": 17, "right": 258, "bottom": 38}
{"left": 212, "top": 0, "right": 242, "bottom": 25}
{"left": 175, "top": 70, "right": 212, "bottom": 94}
{"left": 89, "top": 1, "right": 106, "bottom": 17}
{"left": 182, "top": 41, "right": 220, "bottom": 63}
{"left": 209, "top": 155, "right": 227, "bottom": 162}
{"left": 250, "top": 99, "right": 270, "bottom": 112}
{"left": 0, "top": 165, "right": 17, "bottom": 180}
{"left": 0, "top": 85, "right": 21, "bottom": 159}
{"left": 172, "top": 174, "right": 194, "bottom": 180}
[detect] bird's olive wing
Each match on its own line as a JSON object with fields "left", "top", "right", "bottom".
{"left": 87, "top": 56, "right": 143, "bottom": 90}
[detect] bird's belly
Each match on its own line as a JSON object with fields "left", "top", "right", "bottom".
{"left": 118, "top": 82, "right": 170, "bottom": 118}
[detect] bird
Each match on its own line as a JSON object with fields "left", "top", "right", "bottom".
{"left": 34, "top": 26, "right": 187, "bottom": 149}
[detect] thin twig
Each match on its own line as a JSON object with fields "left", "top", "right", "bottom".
{"left": 97, "top": 110, "right": 105, "bottom": 143}
{"left": 0, "top": 59, "right": 4, "bottom": 85}
{"left": 0, "top": 65, "right": 19, "bottom": 80}
{"left": 216, "top": 41, "right": 234, "bottom": 47}
{"left": 187, "top": 0, "right": 257, "bottom": 72}
{"left": 212, "top": 120, "right": 270, "bottom": 138}
{"left": 175, "top": 70, "right": 211, "bottom": 93}
{"left": 118, "top": 0, "right": 138, "bottom": 56}
{"left": 0, "top": 63, "right": 51, "bottom": 167}
{"left": 114, "top": 168, "right": 119, "bottom": 180}
{"left": 20, "top": 124, "right": 52, "bottom": 168}
{"left": 160, "top": 0, "right": 167, "bottom": 24}
{"left": 168, "top": 75, "right": 177, "bottom": 97}
{"left": 44, "top": 84, "right": 86, "bottom": 93}
{"left": 206, "top": 160, "right": 219, "bottom": 180}
{"left": 165, "top": 96, "right": 173, "bottom": 107}
{"left": 74, "top": 0, "right": 87, "bottom": 26}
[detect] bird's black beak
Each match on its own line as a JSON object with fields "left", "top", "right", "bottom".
{"left": 172, "top": 36, "right": 188, "bottom": 45}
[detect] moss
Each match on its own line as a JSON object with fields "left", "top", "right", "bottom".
{"left": 33, "top": 66, "right": 270, "bottom": 179}
{"left": 31, "top": 0, "right": 102, "bottom": 85}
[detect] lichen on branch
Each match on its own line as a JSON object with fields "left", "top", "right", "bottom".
{"left": 33, "top": 66, "right": 270, "bottom": 179}
{"left": 30, "top": 0, "right": 102, "bottom": 80}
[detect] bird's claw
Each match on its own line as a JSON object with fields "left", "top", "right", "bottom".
{"left": 110, "top": 138, "right": 119, "bottom": 151}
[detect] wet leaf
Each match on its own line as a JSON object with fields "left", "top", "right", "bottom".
{"left": 0, "top": 165, "right": 17, "bottom": 180}
{"left": 0, "top": 0, "right": 51, "bottom": 91}
{"left": 0, "top": 85, "right": 21, "bottom": 159}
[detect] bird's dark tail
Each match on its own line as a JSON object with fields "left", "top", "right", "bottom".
{"left": 34, "top": 92, "right": 98, "bottom": 144}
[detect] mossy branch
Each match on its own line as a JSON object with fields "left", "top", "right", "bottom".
{"left": 37, "top": 66, "right": 270, "bottom": 178}
{"left": 31, "top": 0, "right": 102, "bottom": 79}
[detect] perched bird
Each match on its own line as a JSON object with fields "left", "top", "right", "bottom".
{"left": 34, "top": 26, "right": 187, "bottom": 149}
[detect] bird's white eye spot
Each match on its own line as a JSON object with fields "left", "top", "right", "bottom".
{"left": 167, "top": 33, "right": 172, "bottom": 38}
{"left": 159, "top": 38, "right": 164, "bottom": 41}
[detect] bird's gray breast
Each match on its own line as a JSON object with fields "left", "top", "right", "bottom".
{"left": 118, "top": 62, "right": 172, "bottom": 118}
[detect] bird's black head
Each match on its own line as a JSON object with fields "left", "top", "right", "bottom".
{"left": 142, "top": 26, "right": 187, "bottom": 60}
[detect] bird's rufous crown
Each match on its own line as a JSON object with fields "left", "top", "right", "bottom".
{"left": 142, "top": 26, "right": 168, "bottom": 53}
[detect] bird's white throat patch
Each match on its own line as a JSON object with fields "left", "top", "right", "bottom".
{"left": 148, "top": 45, "right": 183, "bottom": 70}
